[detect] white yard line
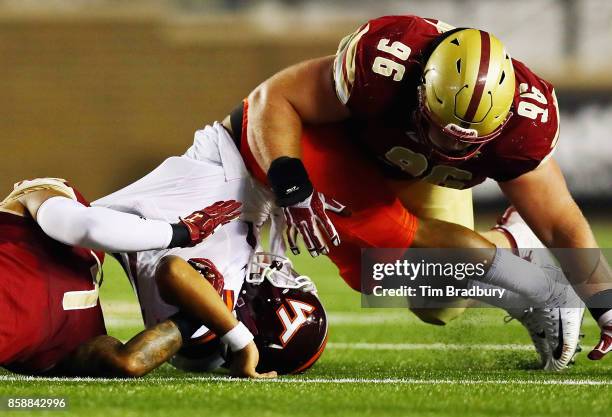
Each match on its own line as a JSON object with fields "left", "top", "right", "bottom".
{"left": 327, "top": 342, "right": 535, "bottom": 351}
{"left": 1, "top": 375, "right": 611, "bottom": 386}
{"left": 104, "top": 313, "right": 599, "bottom": 328}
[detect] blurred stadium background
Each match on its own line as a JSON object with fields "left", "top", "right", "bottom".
{"left": 2, "top": 0, "right": 611, "bottom": 210}
{"left": 3, "top": 4, "right": 612, "bottom": 415}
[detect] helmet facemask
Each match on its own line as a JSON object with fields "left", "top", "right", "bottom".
{"left": 414, "top": 29, "right": 516, "bottom": 162}
{"left": 247, "top": 252, "right": 317, "bottom": 293}
{"left": 414, "top": 85, "right": 513, "bottom": 161}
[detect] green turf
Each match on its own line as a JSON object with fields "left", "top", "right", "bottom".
{"left": 2, "top": 221, "right": 612, "bottom": 417}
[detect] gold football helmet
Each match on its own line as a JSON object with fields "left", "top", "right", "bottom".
{"left": 416, "top": 29, "right": 515, "bottom": 160}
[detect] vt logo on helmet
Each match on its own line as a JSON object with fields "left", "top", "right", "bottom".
{"left": 237, "top": 253, "right": 328, "bottom": 375}
{"left": 415, "top": 28, "right": 515, "bottom": 161}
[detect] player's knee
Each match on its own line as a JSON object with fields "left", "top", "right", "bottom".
{"left": 414, "top": 217, "right": 494, "bottom": 249}
{"left": 155, "top": 255, "right": 187, "bottom": 305}
{"left": 155, "top": 256, "right": 182, "bottom": 286}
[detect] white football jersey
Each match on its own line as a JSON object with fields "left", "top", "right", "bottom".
{"left": 94, "top": 123, "right": 272, "bottom": 333}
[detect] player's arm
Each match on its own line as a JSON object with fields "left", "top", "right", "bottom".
{"left": 247, "top": 56, "right": 349, "bottom": 169}
{"left": 155, "top": 255, "right": 277, "bottom": 378}
{"left": 55, "top": 320, "right": 183, "bottom": 378}
{"left": 247, "top": 57, "right": 351, "bottom": 257}
{"left": 17, "top": 186, "right": 241, "bottom": 252}
{"left": 499, "top": 158, "right": 612, "bottom": 295}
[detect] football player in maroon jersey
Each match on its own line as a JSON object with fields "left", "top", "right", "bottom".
{"left": 0, "top": 178, "right": 275, "bottom": 378}
{"left": 220, "top": 16, "right": 612, "bottom": 363}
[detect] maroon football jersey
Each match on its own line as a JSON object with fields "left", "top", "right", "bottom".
{"left": 333, "top": 15, "right": 559, "bottom": 189}
{"left": 0, "top": 189, "right": 106, "bottom": 373}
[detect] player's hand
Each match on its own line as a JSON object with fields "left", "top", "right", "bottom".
{"left": 180, "top": 200, "right": 242, "bottom": 246}
{"left": 229, "top": 341, "right": 277, "bottom": 379}
{"left": 283, "top": 190, "right": 350, "bottom": 257}
{"left": 588, "top": 325, "right": 612, "bottom": 360}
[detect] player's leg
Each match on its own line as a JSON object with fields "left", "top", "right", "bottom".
{"left": 387, "top": 180, "right": 475, "bottom": 324}
{"left": 155, "top": 255, "right": 276, "bottom": 378}
{"left": 53, "top": 321, "right": 182, "bottom": 378}
{"left": 480, "top": 207, "right": 585, "bottom": 370}
{"left": 301, "top": 124, "right": 570, "bottom": 308}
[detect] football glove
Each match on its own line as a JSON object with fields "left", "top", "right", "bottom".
{"left": 179, "top": 200, "right": 242, "bottom": 246}
{"left": 283, "top": 190, "right": 348, "bottom": 257}
{"left": 187, "top": 258, "right": 225, "bottom": 295}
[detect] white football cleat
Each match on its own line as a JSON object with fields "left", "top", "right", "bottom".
{"left": 505, "top": 307, "right": 550, "bottom": 366}
{"left": 540, "top": 266, "right": 586, "bottom": 371}
{"left": 496, "top": 207, "right": 585, "bottom": 370}
{"left": 543, "top": 306, "right": 585, "bottom": 371}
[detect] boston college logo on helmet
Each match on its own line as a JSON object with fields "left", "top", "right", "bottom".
{"left": 277, "top": 299, "right": 316, "bottom": 346}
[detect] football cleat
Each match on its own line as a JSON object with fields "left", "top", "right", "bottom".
{"left": 496, "top": 208, "right": 585, "bottom": 370}
{"left": 179, "top": 200, "right": 242, "bottom": 246}
{"left": 588, "top": 325, "right": 612, "bottom": 360}
{"left": 538, "top": 271, "right": 585, "bottom": 370}
{"left": 505, "top": 307, "right": 550, "bottom": 367}
{"left": 542, "top": 305, "right": 585, "bottom": 371}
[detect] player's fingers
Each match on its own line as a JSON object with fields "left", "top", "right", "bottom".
{"left": 223, "top": 206, "right": 242, "bottom": 222}
{"left": 297, "top": 220, "right": 320, "bottom": 257}
{"left": 225, "top": 200, "right": 243, "bottom": 213}
{"left": 315, "top": 213, "right": 340, "bottom": 247}
{"left": 306, "top": 219, "right": 327, "bottom": 255}
{"left": 283, "top": 209, "right": 300, "bottom": 254}
{"left": 314, "top": 217, "right": 332, "bottom": 254}
{"left": 253, "top": 370, "right": 278, "bottom": 379}
{"left": 323, "top": 197, "right": 352, "bottom": 217}
{"left": 286, "top": 226, "right": 300, "bottom": 255}
{"left": 285, "top": 223, "right": 300, "bottom": 255}
{"left": 306, "top": 218, "right": 327, "bottom": 256}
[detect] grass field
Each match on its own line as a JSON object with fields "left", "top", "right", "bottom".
{"left": 2, "top": 220, "right": 612, "bottom": 417}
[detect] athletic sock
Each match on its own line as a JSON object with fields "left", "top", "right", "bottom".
{"left": 466, "top": 280, "right": 530, "bottom": 311}
{"left": 478, "top": 248, "right": 556, "bottom": 306}
{"left": 586, "top": 289, "right": 612, "bottom": 326}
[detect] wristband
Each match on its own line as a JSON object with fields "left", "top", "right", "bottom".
{"left": 168, "top": 223, "right": 190, "bottom": 248}
{"left": 267, "top": 157, "right": 314, "bottom": 207}
{"left": 220, "top": 322, "right": 254, "bottom": 352}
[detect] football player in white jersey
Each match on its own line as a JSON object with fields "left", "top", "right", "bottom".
{"left": 92, "top": 123, "right": 328, "bottom": 374}
{"left": 93, "top": 122, "right": 273, "bottom": 340}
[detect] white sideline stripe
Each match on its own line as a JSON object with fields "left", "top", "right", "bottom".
{"left": 327, "top": 342, "right": 534, "bottom": 351}
{"left": 1, "top": 375, "right": 611, "bottom": 386}
{"left": 105, "top": 315, "right": 600, "bottom": 329}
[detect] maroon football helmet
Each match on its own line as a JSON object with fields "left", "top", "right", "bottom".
{"left": 235, "top": 253, "right": 328, "bottom": 375}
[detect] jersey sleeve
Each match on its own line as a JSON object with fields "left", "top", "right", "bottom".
{"left": 488, "top": 64, "right": 560, "bottom": 182}
{"left": 333, "top": 16, "right": 453, "bottom": 117}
